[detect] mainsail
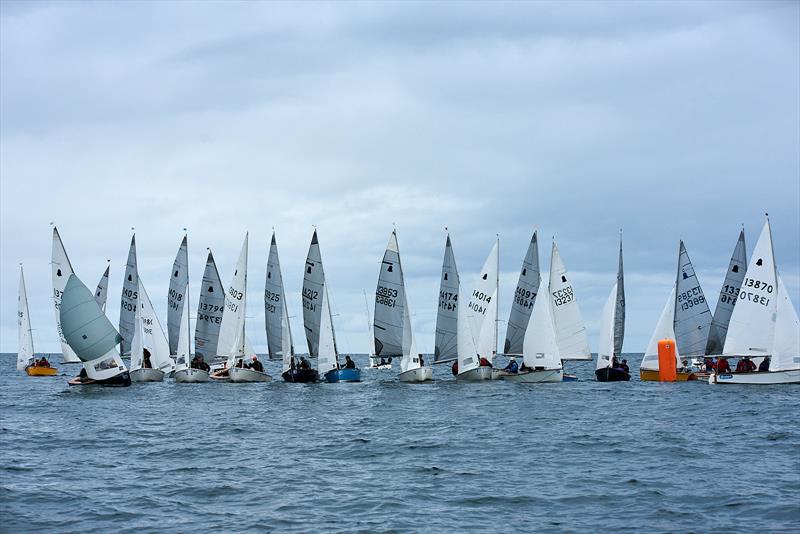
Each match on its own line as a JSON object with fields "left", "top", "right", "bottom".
{"left": 374, "top": 231, "right": 406, "bottom": 358}
{"left": 549, "top": 241, "right": 592, "bottom": 360}
{"left": 456, "top": 281, "right": 480, "bottom": 374}
{"left": 772, "top": 275, "right": 800, "bottom": 372}
{"left": 521, "top": 276, "right": 562, "bottom": 371}
{"left": 218, "top": 234, "right": 249, "bottom": 368}
{"left": 119, "top": 234, "right": 139, "bottom": 356}
{"left": 17, "top": 266, "right": 35, "bottom": 370}
{"left": 504, "top": 231, "right": 539, "bottom": 355}
{"left": 302, "top": 230, "right": 328, "bottom": 358}
{"left": 52, "top": 227, "right": 80, "bottom": 363}
{"left": 673, "top": 241, "right": 712, "bottom": 358}
{"left": 434, "top": 234, "right": 459, "bottom": 363}
{"left": 130, "top": 277, "right": 175, "bottom": 373}
{"left": 467, "top": 238, "right": 499, "bottom": 360}
{"left": 265, "top": 232, "right": 295, "bottom": 371}
{"left": 167, "top": 234, "right": 189, "bottom": 355}
{"left": 317, "top": 288, "right": 339, "bottom": 375}
{"left": 613, "top": 238, "right": 626, "bottom": 357}
{"left": 194, "top": 250, "right": 225, "bottom": 363}
{"left": 596, "top": 283, "right": 618, "bottom": 371}
{"left": 94, "top": 262, "right": 110, "bottom": 312}
{"left": 705, "top": 230, "right": 747, "bottom": 355}
{"left": 175, "top": 279, "right": 192, "bottom": 371}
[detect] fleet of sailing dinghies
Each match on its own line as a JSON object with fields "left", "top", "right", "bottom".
{"left": 374, "top": 230, "right": 433, "bottom": 382}
{"left": 710, "top": 218, "right": 800, "bottom": 384}
{"left": 595, "top": 237, "right": 629, "bottom": 382}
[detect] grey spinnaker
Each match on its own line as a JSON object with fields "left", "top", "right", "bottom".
{"left": 705, "top": 230, "right": 747, "bottom": 355}
{"left": 673, "top": 241, "right": 712, "bottom": 357}
{"left": 434, "top": 233, "right": 459, "bottom": 362}
{"left": 61, "top": 274, "right": 123, "bottom": 361}
{"left": 167, "top": 234, "right": 189, "bottom": 355}
{"left": 94, "top": 263, "right": 110, "bottom": 311}
{"left": 265, "top": 232, "right": 294, "bottom": 362}
{"left": 194, "top": 250, "right": 224, "bottom": 363}
{"left": 504, "top": 231, "right": 539, "bottom": 355}
{"left": 613, "top": 237, "right": 625, "bottom": 357}
{"left": 302, "top": 230, "right": 325, "bottom": 358}
{"left": 374, "top": 231, "right": 406, "bottom": 357}
{"left": 118, "top": 234, "right": 138, "bottom": 356}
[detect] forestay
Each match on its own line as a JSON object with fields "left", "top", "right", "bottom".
{"left": 673, "top": 241, "right": 711, "bottom": 358}
{"left": 467, "top": 239, "right": 499, "bottom": 360}
{"left": 434, "top": 234, "right": 459, "bottom": 363}
{"left": 549, "top": 242, "right": 591, "bottom": 360}
{"left": 130, "top": 278, "right": 175, "bottom": 373}
{"left": 52, "top": 227, "right": 80, "bottom": 364}
{"left": 640, "top": 286, "right": 679, "bottom": 371}
{"left": 265, "top": 232, "right": 295, "bottom": 371}
{"left": 522, "top": 276, "right": 562, "bottom": 370}
{"left": 60, "top": 275, "right": 127, "bottom": 381}
{"left": 302, "top": 230, "right": 326, "bottom": 358}
{"left": 17, "top": 266, "right": 34, "bottom": 370}
{"left": 119, "top": 234, "right": 139, "bottom": 357}
{"left": 218, "top": 234, "right": 249, "bottom": 368}
{"left": 167, "top": 235, "right": 189, "bottom": 355}
{"left": 194, "top": 251, "right": 225, "bottom": 363}
{"left": 705, "top": 230, "right": 747, "bottom": 356}
{"left": 374, "top": 231, "right": 406, "bottom": 358}
{"left": 456, "top": 282, "right": 480, "bottom": 374}
{"left": 504, "top": 231, "right": 539, "bottom": 356}
{"left": 94, "top": 263, "right": 110, "bottom": 312}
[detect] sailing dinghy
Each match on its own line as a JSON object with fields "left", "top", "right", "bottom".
{"left": 374, "top": 230, "right": 433, "bottom": 382}
{"left": 456, "top": 238, "right": 499, "bottom": 381}
{"left": 118, "top": 233, "right": 139, "bottom": 358}
{"left": 18, "top": 265, "right": 57, "bottom": 376}
{"left": 595, "top": 237, "right": 629, "bottom": 381}
{"left": 171, "top": 274, "right": 197, "bottom": 382}
{"left": 217, "top": 234, "right": 271, "bottom": 382}
{"left": 167, "top": 234, "right": 190, "bottom": 359}
{"left": 129, "top": 277, "right": 175, "bottom": 382}
{"left": 94, "top": 261, "right": 110, "bottom": 312}
{"left": 710, "top": 218, "right": 800, "bottom": 384}
{"left": 60, "top": 274, "right": 130, "bottom": 386}
{"left": 302, "top": 230, "right": 360, "bottom": 383}
{"left": 434, "top": 232, "right": 459, "bottom": 368}
{"left": 52, "top": 227, "right": 81, "bottom": 364}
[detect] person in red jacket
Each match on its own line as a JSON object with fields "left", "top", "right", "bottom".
{"left": 717, "top": 357, "right": 731, "bottom": 373}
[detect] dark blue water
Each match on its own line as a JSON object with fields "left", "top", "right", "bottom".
{"left": 1, "top": 354, "right": 798, "bottom": 533}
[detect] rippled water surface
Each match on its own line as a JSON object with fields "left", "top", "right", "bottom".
{"left": 1, "top": 354, "right": 798, "bottom": 533}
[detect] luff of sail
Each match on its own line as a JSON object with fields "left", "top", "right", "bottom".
{"left": 302, "top": 230, "right": 325, "bottom": 358}
{"left": 119, "top": 234, "right": 139, "bottom": 357}
{"left": 374, "top": 231, "right": 406, "bottom": 358}
{"left": 434, "top": 234, "right": 459, "bottom": 363}
{"left": 673, "top": 241, "right": 712, "bottom": 358}
{"left": 167, "top": 235, "right": 189, "bottom": 355}
{"left": 17, "top": 266, "right": 34, "bottom": 370}
{"left": 52, "top": 227, "right": 80, "bottom": 363}
{"left": 705, "top": 230, "right": 747, "bottom": 355}
{"left": 218, "top": 234, "right": 249, "bottom": 367}
{"left": 504, "top": 231, "right": 539, "bottom": 355}
{"left": 194, "top": 251, "right": 225, "bottom": 363}
{"left": 94, "top": 263, "right": 110, "bottom": 312}
{"left": 549, "top": 241, "right": 592, "bottom": 360}
{"left": 265, "top": 232, "right": 295, "bottom": 370}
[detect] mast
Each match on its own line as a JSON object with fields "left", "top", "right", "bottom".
{"left": 495, "top": 234, "right": 499, "bottom": 357}
{"left": 363, "top": 289, "right": 374, "bottom": 358}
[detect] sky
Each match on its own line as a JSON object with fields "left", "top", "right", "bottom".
{"left": 1, "top": 0, "right": 798, "bottom": 356}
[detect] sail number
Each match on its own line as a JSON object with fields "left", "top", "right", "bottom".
{"left": 122, "top": 288, "right": 138, "bottom": 300}
{"left": 552, "top": 287, "right": 574, "bottom": 306}
{"left": 228, "top": 287, "right": 243, "bottom": 300}
{"left": 265, "top": 289, "right": 281, "bottom": 303}
{"left": 743, "top": 278, "right": 773, "bottom": 293}
{"left": 439, "top": 291, "right": 457, "bottom": 311}
{"left": 468, "top": 290, "right": 491, "bottom": 315}
{"left": 677, "top": 287, "right": 705, "bottom": 311}
{"left": 739, "top": 291, "right": 770, "bottom": 307}
{"left": 302, "top": 288, "right": 318, "bottom": 312}
{"left": 514, "top": 287, "right": 536, "bottom": 309}
{"left": 719, "top": 284, "right": 740, "bottom": 305}
{"left": 376, "top": 285, "right": 398, "bottom": 308}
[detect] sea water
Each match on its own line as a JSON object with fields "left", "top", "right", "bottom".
{"left": 1, "top": 354, "right": 798, "bottom": 533}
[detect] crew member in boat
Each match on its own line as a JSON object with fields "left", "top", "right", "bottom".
{"left": 758, "top": 357, "right": 770, "bottom": 372}
{"left": 451, "top": 361, "right": 458, "bottom": 376}
{"left": 717, "top": 357, "right": 731, "bottom": 373}
{"left": 379, "top": 357, "right": 387, "bottom": 366}
{"left": 142, "top": 349, "right": 153, "bottom": 369}
{"left": 299, "top": 357, "right": 311, "bottom": 370}
{"left": 619, "top": 359, "right": 630, "bottom": 374}
{"left": 503, "top": 357, "right": 519, "bottom": 374}
{"left": 36, "top": 357, "right": 51, "bottom": 368}
{"left": 191, "top": 354, "right": 210, "bottom": 372}
{"left": 249, "top": 355, "right": 264, "bottom": 372}
{"left": 735, "top": 357, "right": 757, "bottom": 373}
{"left": 678, "top": 359, "right": 690, "bottom": 373}
{"left": 342, "top": 355, "right": 356, "bottom": 369}
{"left": 479, "top": 356, "right": 492, "bottom": 368}
{"left": 418, "top": 354, "right": 424, "bottom": 366}
{"left": 235, "top": 359, "right": 245, "bottom": 369}
{"left": 703, "top": 357, "right": 717, "bottom": 372}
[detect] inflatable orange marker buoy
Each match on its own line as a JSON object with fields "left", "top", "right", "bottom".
{"left": 658, "top": 339, "right": 677, "bottom": 382}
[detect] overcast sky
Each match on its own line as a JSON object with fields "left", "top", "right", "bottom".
{"left": 1, "top": 0, "right": 798, "bottom": 356}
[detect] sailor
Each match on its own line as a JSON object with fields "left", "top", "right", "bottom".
{"left": 299, "top": 357, "right": 311, "bottom": 370}
{"left": 451, "top": 361, "right": 458, "bottom": 376}
{"left": 504, "top": 357, "right": 519, "bottom": 374}
{"left": 235, "top": 359, "right": 245, "bottom": 369}
{"left": 619, "top": 359, "right": 630, "bottom": 374}
{"left": 717, "top": 357, "right": 731, "bottom": 373}
{"left": 479, "top": 356, "right": 493, "bottom": 368}
{"left": 250, "top": 355, "right": 264, "bottom": 372}
{"left": 191, "top": 354, "right": 210, "bottom": 372}
{"left": 142, "top": 349, "right": 153, "bottom": 369}
{"left": 379, "top": 357, "right": 387, "bottom": 366}
{"left": 418, "top": 354, "right": 425, "bottom": 366}
{"left": 37, "top": 357, "right": 50, "bottom": 368}
{"left": 736, "top": 357, "right": 756, "bottom": 373}
{"left": 343, "top": 355, "right": 356, "bottom": 369}
{"left": 758, "top": 357, "right": 770, "bottom": 372}
{"left": 611, "top": 356, "right": 619, "bottom": 368}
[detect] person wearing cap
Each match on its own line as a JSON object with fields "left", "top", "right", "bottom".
{"left": 250, "top": 355, "right": 264, "bottom": 372}
{"left": 503, "top": 357, "right": 519, "bottom": 374}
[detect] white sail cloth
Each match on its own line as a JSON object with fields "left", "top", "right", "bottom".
{"left": 94, "top": 263, "right": 110, "bottom": 312}
{"left": 467, "top": 239, "right": 499, "bottom": 360}
{"left": 641, "top": 286, "right": 680, "bottom": 371}
{"left": 52, "top": 227, "right": 80, "bottom": 363}
{"left": 130, "top": 278, "right": 175, "bottom": 373}
{"left": 521, "top": 276, "right": 562, "bottom": 371}
{"left": 504, "top": 231, "right": 539, "bottom": 355}
{"left": 549, "top": 242, "right": 591, "bottom": 360}
{"left": 17, "top": 266, "right": 35, "bottom": 370}
{"left": 219, "top": 234, "right": 249, "bottom": 368}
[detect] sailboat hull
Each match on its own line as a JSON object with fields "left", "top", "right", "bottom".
{"left": 282, "top": 368, "right": 319, "bottom": 383}
{"left": 709, "top": 370, "right": 800, "bottom": 385}
{"left": 456, "top": 366, "right": 494, "bottom": 382}
{"left": 229, "top": 367, "right": 272, "bottom": 382}
{"left": 639, "top": 369, "right": 696, "bottom": 381}
{"left": 25, "top": 366, "right": 58, "bottom": 377}
{"left": 324, "top": 368, "right": 362, "bottom": 383}
{"left": 130, "top": 368, "right": 165, "bottom": 382}
{"left": 504, "top": 369, "right": 563, "bottom": 383}
{"left": 595, "top": 367, "right": 630, "bottom": 382}
{"left": 174, "top": 368, "right": 210, "bottom": 382}
{"left": 398, "top": 367, "right": 433, "bottom": 382}
{"left": 68, "top": 371, "right": 131, "bottom": 387}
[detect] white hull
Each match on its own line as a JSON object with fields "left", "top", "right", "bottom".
{"left": 491, "top": 369, "right": 517, "bottom": 380}
{"left": 174, "top": 368, "right": 210, "bottom": 383}
{"left": 229, "top": 367, "right": 272, "bottom": 383}
{"left": 398, "top": 367, "right": 433, "bottom": 382}
{"left": 504, "top": 369, "right": 563, "bottom": 383}
{"left": 456, "top": 366, "right": 493, "bottom": 382}
{"left": 709, "top": 370, "right": 800, "bottom": 385}
{"left": 130, "top": 368, "right": 165, "bottom": 382}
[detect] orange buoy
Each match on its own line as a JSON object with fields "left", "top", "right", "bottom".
{"left": 658, "top": 339, "right": 677, "bottom": 382}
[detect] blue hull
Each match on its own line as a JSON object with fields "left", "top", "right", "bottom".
{"left": 324, "top": 368, "right": 361, "bottom": 383}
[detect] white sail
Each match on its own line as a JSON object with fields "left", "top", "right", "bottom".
{"left": 130, "top": 287, "right": 145, "bottom": 372}
{"left": 521, "top": 277, "right": 562, "bottom": 370}
{"left": 772, "top": 275, "right": 800, "bottom": 372}
{"left": 17, "top": 266, "right": 35, "bottom": 370}
{"left": 673, "top": 241, "right": 712, "bottom": 357}
{"left": 167, "top": 234, "right": 189, "bottom": 355}
{"left": 641, "top": 286, "right": 680, "bottom": 371}
{"left": 194, "top": 251, "right": 225, "bottom": 363}
{"left": 60, "top": 274, "right": 127, "bottom": 380}
{"left": 119, "top": 234, "right": 139, "bottom": 356}
{"left": 52, "top": 227, "right": 80, "bottom": 363}
{"left": 174, "top": 281, "right": 192, "bottom": 372}
{"left": 457, "top": 282, "right": 480, "bottom": 374}
{"left": 374, "top": 231, "right": 406, "bottom": 358}
{"left": 434, "top": 234, "right": 459, "bottom": 362}
{"left": 723, "top": 221, "right": 777, "bottom": 357}
{"left": 317, "top": 287, "right": 339, "bottom": 375}
{"left": 467, "top": 238, "right": 499, "bottom": 359}
{"left": 504, "top": 231, "right": 539, "bottom": 355}
{"left": 218, "top": 234, "right": 249, "bottom": 367}
{"left": 595, "top": 283, "right": 617, "bottom": 371}
{"left": 265, "top": 232, "right": 295, "bottom": 372}
{"left": 549, "top": 241, "right": 592, "bottom": 360}
{"left": 94, "top": 263, "right": 110, "bottom": 312}
{"left": 705, "top": 230, "right": 747, "bottom": 355}
{"left": 133, "top": 278, "right": 175, "bottom": 373}
{"left": 400, "top": 296, "right": 422, "bottom": 373}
